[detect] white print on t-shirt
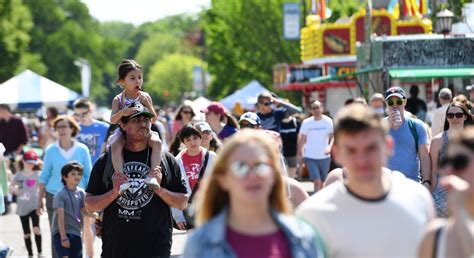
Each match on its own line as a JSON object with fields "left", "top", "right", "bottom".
{"left": 186, "top": 163, "right": 201, "bottom": 181}
{"left": 77, "top": 133, "right": 101, "bottom": 158}
{"left": 116, "top": 161, "right": 154, "bottom": 219}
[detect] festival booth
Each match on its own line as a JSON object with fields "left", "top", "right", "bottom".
{"left": 359, "top": 34, "right": 474, "bottom": 121}
{"left": 220, "top": 80, "right": 269, "bottom": 111}
{"left": 274, "top": 7, "right": 432, "bottom": 116}
{"left": 0, "top": 70, "right": 81, "bottom": 111}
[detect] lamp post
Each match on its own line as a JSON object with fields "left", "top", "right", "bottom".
{"left": 436, "top": 9, "right": 454, "bottom": 34}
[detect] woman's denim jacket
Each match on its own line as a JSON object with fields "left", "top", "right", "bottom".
{"left": 183, "top": 208, "right": 324, "bottom": 258}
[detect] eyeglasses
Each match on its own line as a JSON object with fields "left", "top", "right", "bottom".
{"left": 446, "top": 112, "right": 465, "bottom": 119}
{"left": 386, "top": 99, "right": 404, "bottom": 106}
{"left": 311, "top": 106, "right": 320, "bottom": 110}
{"left": 73, "top": 111, "right": 89, "bottom": 118}
{"left": 440, "top": 153, "right": 470, "bottom": 171}
{"left": 230, "top": 161, "right": 272, "bottom": 178}
{"left": 56, "top": 125, "right": 70, "bottom": 130}
{"left": 259, "top": 102, "right": 272, "bottom": 106}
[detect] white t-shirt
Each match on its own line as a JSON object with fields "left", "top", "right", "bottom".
{"left": 299, "top": 115, "right": 333, "bottom": 159}
{"left": 297, "top": 171, "right": 435, "bottom": 258}
{"left": 431, "top": 104, "right": 449, "bottom": 137}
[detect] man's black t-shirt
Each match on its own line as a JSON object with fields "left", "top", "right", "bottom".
{"left": 86, "top": 148, "right": 187, "bottom": 258}
{"left": 280, "top": 117, "right": 300, "bottom": 157}
{"left": 258, "top": 109, "right": 287, "bottom": 132}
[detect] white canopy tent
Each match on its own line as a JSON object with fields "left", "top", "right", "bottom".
{"left": 191, "top": 96, "right": 212, "bottom": 121}
{"left": 0, "top": 70, "right": 81, "bottom": 110}
{"left": 220, "top": 80, "right": 269, "bottom": 110}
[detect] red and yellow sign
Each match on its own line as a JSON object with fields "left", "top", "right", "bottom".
{"left": 322, "top": 28, "right": 351, "bottom": 55}
{"left": 301, "top": 9, "right": 432, "bottom": 61}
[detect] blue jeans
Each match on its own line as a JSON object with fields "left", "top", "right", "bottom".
{"left": 304, "top": 157, "right": 331, "bottom": 181}
{"left": 53, "top": 233, "right": 82, "bottom": 258}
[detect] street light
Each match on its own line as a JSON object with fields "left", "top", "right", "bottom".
{"left": 436, "top": 9, "right": 454, "bottom": 34}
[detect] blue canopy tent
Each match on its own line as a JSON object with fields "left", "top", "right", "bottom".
{"left": 220, "top": 80, "right": 269, "bottom": 110}
{"left": 0, "top": 70, "right": 81, "bottom": 111}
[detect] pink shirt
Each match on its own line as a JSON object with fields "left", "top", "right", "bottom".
{"left": 226, "top": 226, "right": 291, "bottom": 258}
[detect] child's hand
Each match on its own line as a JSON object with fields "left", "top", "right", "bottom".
{"left": 36, "top": 201, "right": 44, "bottom": 216}
{"left": 61, "top": 238, "right": 70, "bottom": 248}
{"left": 138, "top": 92, "right": 151, "bottom": 107}
{"left": 176, "top": 222, "right": 187, "bottom": 230}
{"left": 112, "top": 172, "right": 129, "bottom": 196}
{"left": 122, "top": 106, "right": 139, "bottom": 117}
{"left": 149, "top": 166, "right": 163, "bottom": 185}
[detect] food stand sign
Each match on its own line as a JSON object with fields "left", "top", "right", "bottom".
{"left": 322, "top": 27, "right": 351, "bottom": 55}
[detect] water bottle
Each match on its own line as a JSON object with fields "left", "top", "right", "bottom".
{"left": 392, "top": 108, "right": 402, "bottom": 127}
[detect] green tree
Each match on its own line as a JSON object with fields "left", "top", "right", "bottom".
{"left": 146, "top": 53, "right": 207, "bottom": 105}
{"left": 23, "top": 0, "right": 120, "bottom": 106}
{"left": 326, "top": 0, "right": 365, "bottom": 23}
{"left": 202, "top": 0, "right": 301, "bottom": 100}
{"left": 0, "top": 0, "right": 33, "bottom": 81}
{"left": 135, "top": 33, "right": 183, "bottom": 75}
{"left": 127, "top": 14, "right": 199, "bottom": 59}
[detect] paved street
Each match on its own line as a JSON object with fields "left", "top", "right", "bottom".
{"left": 0, "top": 203, "right": 188, "bottom": 258}
{"left": 0, "top": 182, "right": 313, "bottom": 257}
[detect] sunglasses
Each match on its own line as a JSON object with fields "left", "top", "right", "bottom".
{"left": 230, "top": 161, "right": 272, "bottom": 178}
{"left": 73, "top": 111, "right": 89, "bottom": 118}
{"left": 440, "top": 154, "right": 470, "bottom": 171}
{"left": 386, "top": 99, "right": 404, "bottom": 106}
{"left": 259, "top": 102, "right": 272, "bottom": 106}
{"left": 181, "top": 110, "right": 193, "bottom": 115}
{"left": 446, "top": 112, "right": 465, "bottom": 119}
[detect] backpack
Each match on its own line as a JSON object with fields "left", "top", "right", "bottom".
{"left": 407, "top": 118, "right": 419, "bottom": 154}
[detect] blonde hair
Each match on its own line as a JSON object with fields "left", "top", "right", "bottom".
{"left": 195, "top": 129, "right": 291, "bottom": 226}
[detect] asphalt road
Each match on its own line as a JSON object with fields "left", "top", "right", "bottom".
{"left": 0, "top": 203, "right": 188, "bottom": 257}
{"left": 0, "top": 181, "right": 313, "bottom": 257}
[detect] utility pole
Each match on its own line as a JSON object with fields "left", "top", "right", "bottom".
{"left": 301, "top": 0, "right": 307, "bottom": 26}
{"left": 361, "top": 0, "right": 373, "bottom": 97}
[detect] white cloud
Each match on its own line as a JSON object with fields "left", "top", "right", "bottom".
{"left": 80, "top": 0, "right": 211, "bottom": 25}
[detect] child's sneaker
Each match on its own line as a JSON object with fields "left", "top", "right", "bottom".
{"left": 144, "top": 176, "right": 160, "bottom": 190}
{"left": 119, "top": 182, "right": 131, "bottom": 195}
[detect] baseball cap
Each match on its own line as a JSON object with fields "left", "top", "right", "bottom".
{"left": 385, "top": 87, "right": 406, "bottom": 101}
{"left": 201, "top": 102, "right": 226, "bottom": 116}
{"left": 195, "top": 121, "right": 212, "bottom": 132}
{"left": 466, "top": 85, "right": 474, "bottom": 91}
{"left": 121, "top": 102, "right": 154, "bottom": 123}
{"left": 23, "top": 150, "right": 39, "bottom": 165}
{"left": 438, "top": 88, "right": 452, "bottom": 100}
{"left": 239, "top": 112, "right": 261, "bottom": 125}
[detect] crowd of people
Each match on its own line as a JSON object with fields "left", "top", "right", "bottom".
{"left": 0, "top": 59, "right": 473, "bottom": 258}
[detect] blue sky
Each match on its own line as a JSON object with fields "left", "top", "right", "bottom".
{"left": 80, "top": 0, "right": 211, "bottom": 25}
